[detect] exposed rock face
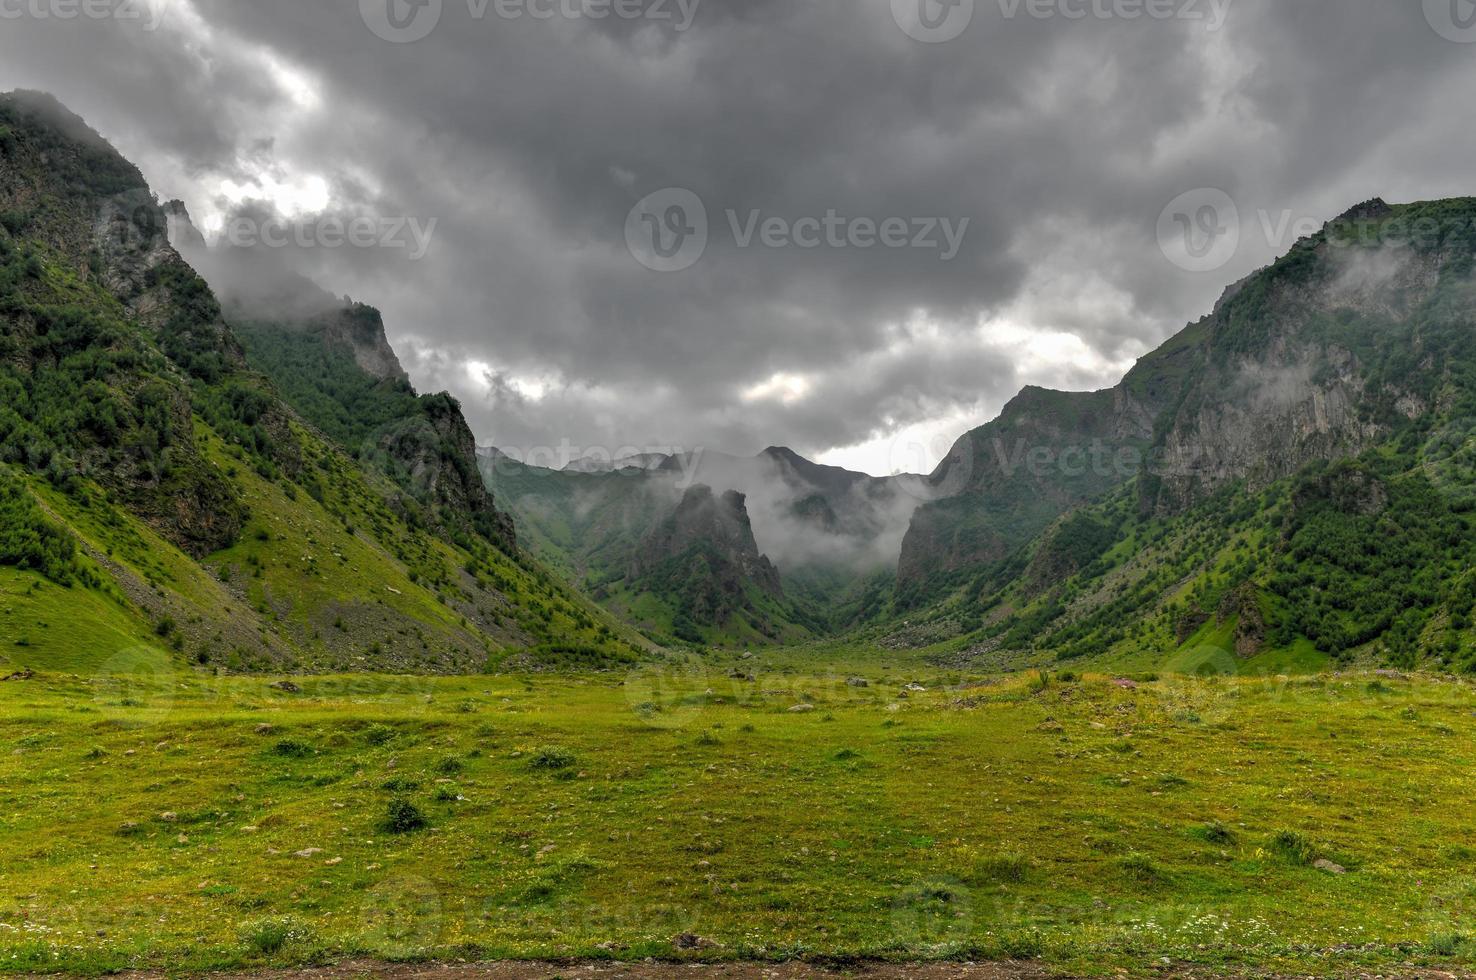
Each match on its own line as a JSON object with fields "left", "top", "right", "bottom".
{"left": 1148, "top": 354, "right": 1380, "bottom": 513}
{"left": 629, "top": 485, "right": 783, "bottom": 625}
{"left": 1217, "top": 584, "right": 1267, "bottom": 658}
{"left": 312, "top": 304, "right": 409, "bottom": 384}
{"left": 897, "top": 200, "right": 1444, "bottom": 601}
{"left": 372, "top": 392, "right": 516, "bottom": 551}
{"left": 636, "top": 486, "right": 782, "bottom": 596}
{"left": 1143, "top": 230, "right": 1434, "bottom": 512}
{"left": 896, "top": 386, "right": 1160, "bottom": 598}
{"left": 160, "top": 196, "right": 515, "bottom": 554}
{"left": 0, "top": 91, "right": 254, "bottom": 556}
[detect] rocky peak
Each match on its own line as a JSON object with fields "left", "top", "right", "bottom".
{"left": 313, "top": 303, "right": 409, "bottom": 383}
{"left": 630, "top": 484, "right": 784, "bottom": 623}
{"left": 896, "top": 196, "right": 1467, "bottom": 601}
{"left": 161, "top": 199, "right": 207, "bottom": 250}
{"left": 1331, "top": 197, "right": 1392, "bottom": 225}
{"left": 368, "top": 391, "right": 516, "bottom": 551}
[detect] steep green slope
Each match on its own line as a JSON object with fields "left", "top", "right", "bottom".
{"left": 888, "top": 198, "right": 1476, "bottom": 675}
{"left": 0, "top": 91, "right": 641, "bottom": 675}
{"left": 216, "top": 305, "right": 650, "bottom": 663}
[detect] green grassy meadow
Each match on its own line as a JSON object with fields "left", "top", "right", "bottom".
{"left": 2, "top": 661, "right": 1476, "bottom": 975}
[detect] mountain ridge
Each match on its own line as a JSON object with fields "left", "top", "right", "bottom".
{"left": 0, "top": 90, "right": 640, "bottom": 675}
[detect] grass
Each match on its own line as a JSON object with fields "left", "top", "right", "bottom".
{"left": 1, "top": 416, "right": 646, "bottom": 681}
{"left": 0, "top": 568, "right": 164, "bottom": 676}
{"left": 1, "top": 666, "right": 1475, "bottom": 974}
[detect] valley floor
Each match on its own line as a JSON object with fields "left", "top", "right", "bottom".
{"left": 23, "top": 959, "right": 1476, "bottom": 980}
{"left": 3, "top": 662, "right": 1476, "bottom": 975}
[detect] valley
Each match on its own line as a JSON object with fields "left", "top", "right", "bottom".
{"left": 1, "top": 80, "right": 1476, "bottom": 980}
{"left": 3, "top": 666, "right": 1476, "bottom": 975}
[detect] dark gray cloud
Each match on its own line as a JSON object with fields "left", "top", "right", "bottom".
{"left": 1, "top": 0, "right": 1471, "bottom": 472}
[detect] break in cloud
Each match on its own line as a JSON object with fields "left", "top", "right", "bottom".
{"left": 2, "top": 0, "right": 1475, "bottom": 474}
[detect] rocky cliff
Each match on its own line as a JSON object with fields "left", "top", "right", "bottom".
{"left": 162, "top": 201, "right": 515, "bottom": 553}
{"left": 895, "top": 198, "right": 1451, "bottom": 604}
{"left": 0, "top": 91, "right": 632, "bottom": 674}
{"left": 629, "top": 485, "right": 784, "bottom": 627}
{"left": 896, "top": 385, "right": 1160, "bottom": 602}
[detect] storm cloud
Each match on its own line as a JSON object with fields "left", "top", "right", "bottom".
{"left": 2, "top": 0, "right": 1473, "bottom": 473}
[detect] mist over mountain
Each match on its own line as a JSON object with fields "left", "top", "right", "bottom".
{"left": 0, "top": 92, "right": 645, "bottom": 674}
{"left": 488, "top": 194, "right": 1476, "bottom": 672}
{"left": 7, "top": 84, "right": 1476, "bottom": 673}
{"left": 9, "top": 2, "right": 1476, "bottom": 969}
{"left": 163, "top": 200, "right": 347, "bottom": 323}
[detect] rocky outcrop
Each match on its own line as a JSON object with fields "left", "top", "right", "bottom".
{"left": 789, "top": 493, "right": 841, "bottom": 534}
{"left": 629, "top": 485, "right": 783, "bottom": 625}
{"left": 159, "top": 195, "right": 515, "bottom": 554}
{"left": 1217, "top": 584, "right": 1267, "bottom": 658}
{"left": 897, "top": 199, "right": 1450, "bottom": 602}
{"left": 372, "top": 392, "right": 517, "bottom": 551}
{"left": 0, "top": 91, "right": 253, "bottom": 557}
{"left": 1142, "top": 234, "right": 1436, "bottom": 512}
{"left": 896, "top": 385, "right": 1160, "bottom": 599}
{"left": 634, "top": 486, "right": 782, "bottom": 595}
{"left": 312, "top": 304, "right": 409, "bottom": 383}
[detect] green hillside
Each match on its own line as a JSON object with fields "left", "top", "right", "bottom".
{"left": 878, "top": 199, "right": 1476, "bottom": 677}
{"left": 0, "top": 91, "right": 643, "bottom": 677}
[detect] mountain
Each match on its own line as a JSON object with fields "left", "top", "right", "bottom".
{"left": 626, "top": 485, "right": 790, "bottom": 642}
{"left": 886, "top": 197, "right": 1476, "bottom": 675}
{"left": 166, "top": 202, "right": 519, "bottom": 555}
{"left": 0, "top": 90, "right": 642, "bottom": 676}
{"left": 14, "top": 84, "right": 1475, "bottom": 675}
{"left": 894, "top": 384, "right": 1160, "bottom": 606}
{"left": 562, "top": 452, "right": 670, "bottom": 474}
{"left": 480, "top": 445, "right": 908, "bottom": 644}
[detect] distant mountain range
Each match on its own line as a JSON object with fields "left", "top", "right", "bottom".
{"left": 4, "top": 90, "right": 1476, "bottom": 676}
{"left": 479, "top": 445, "right": 915, "bottom": 644}
{"left": 492, "top": 196, "right": 1476, "bottom": 676}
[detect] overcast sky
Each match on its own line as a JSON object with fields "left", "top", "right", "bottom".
{"left": 3, "top": 0, "right": 1475, "bottom": 474}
